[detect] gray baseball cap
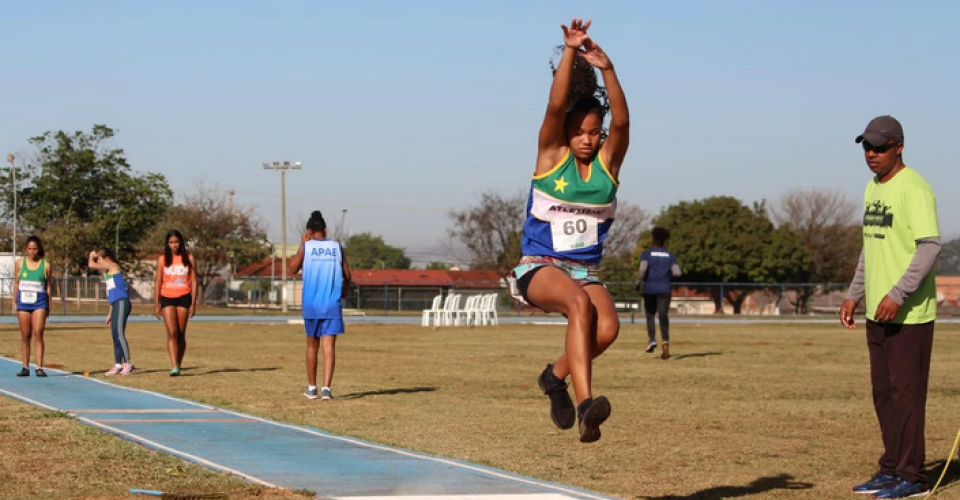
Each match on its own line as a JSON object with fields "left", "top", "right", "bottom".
{"left": 855, "top": 115, "right": 904, "bottom": 146}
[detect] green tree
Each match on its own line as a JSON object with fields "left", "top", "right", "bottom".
{"left": 772, "top": 188, "right": 861, "bottom": 313}
{"left": 448, "top": 190, "right": 526, "bottom": 277}
{"left": 759, "top": 224, "right": 811, "bottom": 312}
{"left": 425, "top": 261, "right": 450, "bottom": 271}
{"left": 597, "top": 201, "right": 651, "bottom": 299}
{"left": 344, "top": 233, "right": 411, "bottom": 269}
{"left": 144, "top": 182, "right": 269, "bottom": 304}
{"left": 653, "top": 196, "right": 808, "bottom": 314}
{"left": 599, "top": 253, "right": 642, "bottom": 300}
{"left": 5, "top": 125, "right": 172, "bottom": 272}
{"left": 937, "top": 237, "right": 960, "bottom": 276}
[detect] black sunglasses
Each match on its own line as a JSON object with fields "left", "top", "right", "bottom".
{"left": 862, "top": 141, "right": 900, "bottom": 154}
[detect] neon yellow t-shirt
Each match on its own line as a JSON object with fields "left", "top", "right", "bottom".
{"left": 862, "top": 166, "right": 940, "bottom": 324}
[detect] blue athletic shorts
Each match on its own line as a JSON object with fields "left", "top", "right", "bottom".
{"left": 304, "top": 318, "right": 345, "bottom": 337}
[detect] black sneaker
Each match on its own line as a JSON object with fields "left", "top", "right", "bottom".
{"left": 538, "top": 364, "right": 575, "bottom": 430}
{"left": 852, "top": 472, "right": 899, "bottom": 494}
{"left": 577, "top": 396, "right": 612, "bottom": 443}
{"left": 35, "top": 368, "right": 47, "bottom": 378}
{"left": 16, "top": 367, "right": 29, "bottom": 377}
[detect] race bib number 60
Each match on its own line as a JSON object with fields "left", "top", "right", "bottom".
{"left": 551, "top": 217, "right": 599, "bottom": 252}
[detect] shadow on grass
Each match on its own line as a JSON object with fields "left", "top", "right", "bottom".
{"left": 924, "top": 458, "right": 960, "bottom": 492}
{"left": 671, "top": 351, "right": 725, "bottom": 360}
{"left": 61, "top": 366, "right": 199, "bottom": 376}
{"left": 637, "top": 473, "right": 813, "bottom": 499}
{"left": 339, "top": 387, "right": 438, "bottom": 400}
{"left": 180, "top": 367, "right": 281, "bottom": 377}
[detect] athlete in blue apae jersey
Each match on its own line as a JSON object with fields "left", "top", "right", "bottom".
{"left": 289, "top": 211, "right": 352, "bottom": 401}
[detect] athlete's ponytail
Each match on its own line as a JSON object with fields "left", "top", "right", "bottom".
{"left": 549, "top": 45, "right": 609, "bottom": 139}
{"left": 306, "top": 211, "right": 327, "bottom": 235}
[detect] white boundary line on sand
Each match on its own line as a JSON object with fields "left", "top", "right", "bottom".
{"left": 0, "top": 356, "right": 618, "bottom": 500}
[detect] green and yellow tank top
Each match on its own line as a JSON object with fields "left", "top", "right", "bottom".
{"left": 521, "top": 150, "right": 619, "bottom": 263}
{"left": 17, "top": 258, "right": 48, "bottom": 308}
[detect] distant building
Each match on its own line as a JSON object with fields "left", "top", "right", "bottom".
{"left": 233, "top": 259, "right": 505, "bottom": 312}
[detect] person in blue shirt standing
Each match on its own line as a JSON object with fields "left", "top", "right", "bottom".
{"left": 635, "top": 227, "right": 681, "bottom": 360}
{"left": 289, "top": 211, "right": 352, "bottom": 401}
{"left": 88, "top": 247, "right": 135, "bottom": 375}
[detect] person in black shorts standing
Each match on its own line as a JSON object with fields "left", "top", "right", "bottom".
{"left": 153, "top": 229, "right": 197, "bottom": 376}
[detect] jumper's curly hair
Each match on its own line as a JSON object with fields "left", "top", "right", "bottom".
{"left": 549, "top": 45, "right": 610, "bottom": 140}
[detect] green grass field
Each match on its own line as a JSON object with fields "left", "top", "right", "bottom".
{"left": 2, "top": 320, "right": 960, "bottom": 499}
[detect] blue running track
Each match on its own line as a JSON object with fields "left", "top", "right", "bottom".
{"left": 0, "top": 356, "right": 618, "bottom": 500}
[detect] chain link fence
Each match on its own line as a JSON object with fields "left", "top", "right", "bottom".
{"left": 1, "top": 277, "right": 956, "bottom": 318}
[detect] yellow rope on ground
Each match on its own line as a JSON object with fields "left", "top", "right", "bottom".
{"left": 928, "top": 423, "right": 960, "bottom": 497}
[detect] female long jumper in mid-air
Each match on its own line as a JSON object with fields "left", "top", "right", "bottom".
{"left": 509, "top": 18, "right": 630, "bottom": 443}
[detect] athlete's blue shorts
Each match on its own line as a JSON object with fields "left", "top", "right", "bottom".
{"left": 304, "top": 318, "right": 345, "bottom": 337}
{"left": 17, "top": 291, "right": 49, "bottom": 312}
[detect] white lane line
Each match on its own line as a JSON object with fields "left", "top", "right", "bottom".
{"left": 0, "top": 384, "right": 278, "bottom": 488}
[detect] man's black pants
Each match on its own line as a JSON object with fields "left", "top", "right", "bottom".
{"left": 866, "top": 319, "right": 935, "bottom": 484}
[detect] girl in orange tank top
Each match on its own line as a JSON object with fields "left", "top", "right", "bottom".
{"left": 160, "top": 253, "right": 192, "bottom": 299}
{"left": 154, "top": 229, "right": 197, "bottom": 377}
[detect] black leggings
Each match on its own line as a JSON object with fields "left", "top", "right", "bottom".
{"left": 643, "top": 293, "right": 672, "bottom": 343}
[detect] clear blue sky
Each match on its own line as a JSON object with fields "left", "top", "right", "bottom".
{"left": 3, "top": 0, "right": 958, "bottom": 265}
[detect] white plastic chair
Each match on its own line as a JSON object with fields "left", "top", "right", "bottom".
{"left": 469, "top": 294, "right": 487, "bottom": 326}
{"left": 421, "top": 294, "right": 443, "bottom": 327}
{"left": 472, "top": 294, "right": 491, "bottom": 326}
{"left": 441, "top": 294, "right": 461, "bottom": 327}
{"left": 481, "top": 293, "right": 499, "bottom": 326}
{"left": 455, "top": 295, "right": 478, "bottom": 326}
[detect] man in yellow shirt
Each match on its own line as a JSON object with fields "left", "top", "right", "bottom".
{"left": 841, "top": 115, "right": 941, "bottom": 499}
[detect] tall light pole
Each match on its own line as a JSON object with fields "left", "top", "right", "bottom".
{"left": 6, "top": 153, "right": 15, "bottom": 258}
{"left": 339, "top": 209, "right": 347, "bottom": 243}
{"left": 263, "top": 161, "right": 301, "bottom": 313}
{"left": 115, "top": 212, "right": 126, "bottom": 259}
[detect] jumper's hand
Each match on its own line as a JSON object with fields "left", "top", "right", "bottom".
{"left": 561, "top": 18, "right": 591, "bottom": 49}
{"left": 581, "top": 40, "right": 612, "bottom": 70}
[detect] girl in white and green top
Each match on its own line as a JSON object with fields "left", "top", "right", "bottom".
{"left": 13, "top": 236, "right": 52, "bottom": 377}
